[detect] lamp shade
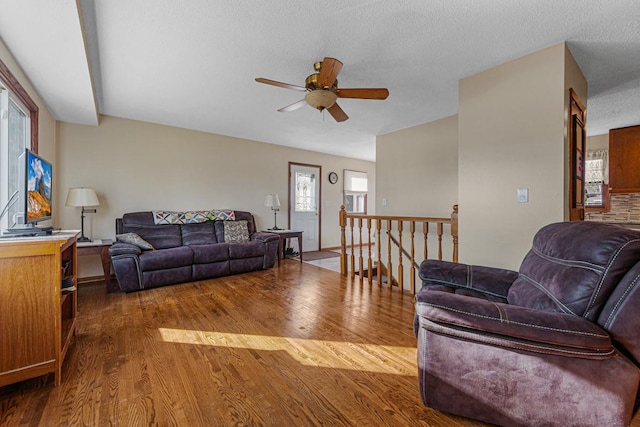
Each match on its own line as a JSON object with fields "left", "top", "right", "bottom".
{"left": 264, "top": 193, "right": 281, "bottom": 208}
{"left": 65, "top": 188, "right": 100, "bottom": 207}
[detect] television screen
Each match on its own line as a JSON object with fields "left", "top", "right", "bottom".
{"left": 25, "top": 149, "right": 52, "bottom": 223}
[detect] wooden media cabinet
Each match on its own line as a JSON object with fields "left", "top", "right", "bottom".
{"left": 0, "top": 232, "right": 79, "bottom": 387}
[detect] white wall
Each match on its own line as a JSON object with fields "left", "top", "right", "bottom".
{"left": 376, "top": 115, "right": 458, "bottom": 217}
{"left": 458, "top": 43, "right": 586, "bottom": 270}
{"left": 57, "top": 115, "right": 375, "bottom": 278}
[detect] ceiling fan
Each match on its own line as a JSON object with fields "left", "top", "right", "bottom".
{"left": 255, "top": 57, "right": 389, "bottom": 122}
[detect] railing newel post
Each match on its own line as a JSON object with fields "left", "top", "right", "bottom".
{"left": 339, "top": 205, "right": 347, "bottom": 275}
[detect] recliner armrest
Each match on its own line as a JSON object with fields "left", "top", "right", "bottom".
{"left": 109, "top": 242, "right": 142, "bottom": 256}
{"left": 251, "top": 231, "right": 280, "bottom": 244}
{"left": 419, "top": 259, "right": 518, "bottom": 300}
{"left": 416, "top": 291, "right": 612, "bottom": 356}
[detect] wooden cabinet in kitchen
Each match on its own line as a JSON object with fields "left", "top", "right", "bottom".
{"left": 610, "top": 125, "right": 640, "bottom": 193}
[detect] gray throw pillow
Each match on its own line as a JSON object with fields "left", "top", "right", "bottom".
{"left": 223, "top": 220, "right": 250, "bottom": 243}
{"left": 116, "top": 232, "right": 155, "bottom": 250}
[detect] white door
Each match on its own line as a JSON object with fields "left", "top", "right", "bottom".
{"left": 289, "top": 163, "right": 320, "bottom": 252}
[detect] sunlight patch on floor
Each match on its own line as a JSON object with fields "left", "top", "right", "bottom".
{"left": 159, "top": 328, "right": 416, "bottom": 376}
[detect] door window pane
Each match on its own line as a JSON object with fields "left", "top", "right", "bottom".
{"left": 295, "top": 171, "right": 316, "bottom": 212}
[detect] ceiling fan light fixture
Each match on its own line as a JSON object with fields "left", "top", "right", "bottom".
{"left": 305, "top": 89, "right": 338, "bottom": 111}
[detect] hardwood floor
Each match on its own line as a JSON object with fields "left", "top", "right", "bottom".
{"left": 1, "top": 260, "right": 638, "bottom": 426}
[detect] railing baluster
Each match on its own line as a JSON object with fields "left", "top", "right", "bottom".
{"left": 386, "top": 219, "right": 393, "bottom": 288}
{"left": 451, "top": 204, "right": 459, "bottom": 263}
{"left": 367, "top": 218, "right": 372, "bottom": 283}
{"left": 437, "top": 222, "right": 444, "bottom": 261}
{"left": 397, "top": 221, "right": 404, "bottom": 290}
{"left": 358, "top": 217, "right": 364, "bottom": 285}
{"left": 349, "top": 217, "right": 355, "bottom": 279}
{"left": 376, "top": 219, "right": 382, "bottom": 285}
{"left": 423, "top": 222, "right": 429, "bottom": 261}
{"left": 410, "top": 221, "right": 416, "bottom": 295}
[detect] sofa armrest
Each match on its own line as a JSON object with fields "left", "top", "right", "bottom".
{"left": 109, "top": 242, "right": 142, "bottom": 256}
{"left": 419, "top": 259, "right": 518, "bottom": 300}
{"left": 416, "top": 291, "right": 612, "bottom": 356}
{"left": 251, "top": 231, "right": 280, "bottom": 244}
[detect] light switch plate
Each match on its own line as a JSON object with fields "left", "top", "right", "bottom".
{"left": 517, "top": 188, "right": 529, "bottom": 203}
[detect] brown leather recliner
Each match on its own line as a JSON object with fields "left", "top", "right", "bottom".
{"left": 415, "top": 221, "right": 640, "bottom": 427}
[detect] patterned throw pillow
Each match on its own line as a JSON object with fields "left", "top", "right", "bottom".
{"left": 223, "top": 220, "right": 250, "bottom": 243}
{"left": 116, "top": 232, "right": 155, "bottom": 250}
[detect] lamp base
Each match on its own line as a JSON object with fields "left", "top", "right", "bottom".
{"left": 77, "top": 236, "right": 91, "bottom": 242}
{"left": 268, "top": 227, "right": 284, "bottom": 231}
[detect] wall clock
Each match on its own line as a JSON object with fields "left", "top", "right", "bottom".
{"left": 328, "top": 172, "right": 338, "bottom": 184}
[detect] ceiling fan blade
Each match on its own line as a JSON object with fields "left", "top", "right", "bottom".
{"left": 278, "top": 99, "right": 307, "bottom": 112}
{"left": 327, "top": 102, "right": 349, "bottom": 122}
{"left": 318, "top": 57, "right": 343, "bottom": 89}
{"left": 336, "top": 88, "right": 389, "bottom": 100}
{"left": 255, "top": 78, "right": 307, "bottom": 92}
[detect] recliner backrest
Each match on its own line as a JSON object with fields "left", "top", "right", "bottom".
{"left": 507, "top": 221, "right": 640, "bottom": 322}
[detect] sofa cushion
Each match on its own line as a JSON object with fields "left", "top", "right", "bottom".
{"left": 181, "top": 222, "right": 217, "bottom": 245}
{"left": 230, "top": 257, "right": 264, "bottom": 274}
{"left": 123, "top": 224, "right": 182, "bottom": 250}
{"left": 116, "top": 232, "right": 155, "bottom": 250}
{"left": 142, "top": 266, "right": 192, "bottom": 289}
{"left": 229, "top": 241, "right": 267, "bottom": 259}
{"left": 121, "top": 212, "right": 183, "bottom": 249}
{"left": 224, "top": 220, "right": 250, "bottom": 243}
{"left": 191, "top": 243, "right": 230, "bottom": 263}
{"left": 139, "top": 246, "right": 193, "bottom": 271}
{"left": 193, "top": 261, "right": 230, "bottom": 280}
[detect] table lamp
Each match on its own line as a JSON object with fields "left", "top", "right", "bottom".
{"left": 264, "top": 193, "right": 282, "bottom": 230}
{"left": 65, "top": 187, "right": 100, "bottom": 242}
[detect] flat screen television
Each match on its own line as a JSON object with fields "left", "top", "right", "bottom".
{"left": 2, "top": 149, "right": 53, "bottom": 237}
{"left": 23, "top": 149, "right": 53, "bottom": 224}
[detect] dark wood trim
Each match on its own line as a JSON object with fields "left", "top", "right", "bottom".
{"left": 288, "top": 162, "right": 322, "bottom": 250}
{"left": 569, "top": 88, "right": 586, "bottom": 221}
{"left": 0, "top": 58, "right": 39, "bottom": 153}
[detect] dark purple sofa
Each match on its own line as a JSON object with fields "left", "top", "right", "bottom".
{"left": 109, "top": 211, "right": 279, "bottom": 292}
{"left": 415, "top": 221, "right": 640, "bottom": 427}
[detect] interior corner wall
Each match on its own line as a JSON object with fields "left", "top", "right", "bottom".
{"left": 376, "top": 115, "right": 458, "bottom": 218}
{"left": 56, "top": 115, "right": 375, "bottom": 278}
{"left": 0, "top": 39, "right": 57, "bottom": 223}
{"left": 564, "top": 44, "right": 588, "bottom": 220}
{"left": 458, "top": 43, "right": 567, "bottom": 270}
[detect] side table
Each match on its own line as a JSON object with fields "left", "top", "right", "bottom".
{"left": 263, "top": 230, "right": 303, "bottom": 266}
{"left": 77, "top": 239, "right": 117, "bottom": 292}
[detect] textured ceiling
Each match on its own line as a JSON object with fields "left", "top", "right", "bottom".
{"left": 0, "top": 1, "right": 639, "bottom": 161}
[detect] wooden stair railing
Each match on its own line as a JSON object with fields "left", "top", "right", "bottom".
{"left": 339, "top": 205, "right": 458, "bottom": 295}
